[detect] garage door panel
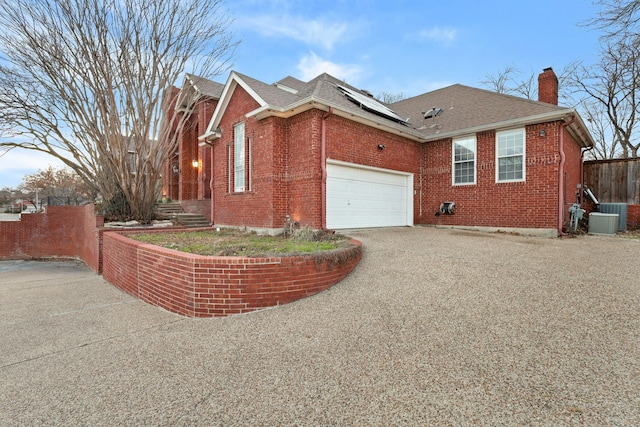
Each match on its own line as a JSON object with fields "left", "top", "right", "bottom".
{"left": 326, "top": 162, "right": 412, "bottom": 229}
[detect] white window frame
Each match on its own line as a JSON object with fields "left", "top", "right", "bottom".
{"left": 233, "top": 122, "right": 245, "bottom": 192}
{"left": 452, "top": 136, "right": 476, "bottom": 185}
{"left": 496, "top": 128, "right": 526, "bottom": 183}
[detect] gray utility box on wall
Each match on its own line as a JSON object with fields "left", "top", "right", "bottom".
{"left": 588, "top": 212, "right": 619, "bottom": 235}
{"left": 598, "top": 203, "right": 628, "bottom": 231}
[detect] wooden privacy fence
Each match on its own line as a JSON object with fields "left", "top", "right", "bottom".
{"left": 583, "top": 158, "right": 640, "bottom": 204}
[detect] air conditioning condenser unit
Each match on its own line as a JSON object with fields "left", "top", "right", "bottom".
{"left": 588, "top": 212, "right": 618, "bottom": 235}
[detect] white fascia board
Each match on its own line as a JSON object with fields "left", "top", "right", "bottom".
{"left": 203, "top": 72, "right": 269, "bottom": 138}
{"left": 198, "top": 130, "right": 221, "bottom": 141}
{"left": 173, "top": 75, "right": 194, "bottom": 112}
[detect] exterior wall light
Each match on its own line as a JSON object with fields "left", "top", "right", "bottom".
{"left": 377, "top": 144, "right": 386, "bottom": 150}
{"left": 539, "top": 130, "right": 546, "bottom": 137}
{"left": 192, "top": 159, "right": 199, "bottom": 168}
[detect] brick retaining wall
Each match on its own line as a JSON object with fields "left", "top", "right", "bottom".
{"left": 102, "top": 230, "right": 362, "bottom": 317}
{"left": 0, "top": 205, "right": 103, "bottom": 272}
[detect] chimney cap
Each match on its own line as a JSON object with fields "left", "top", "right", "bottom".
{"left": 543, "top": 67, "right": 554, "bottom": 72}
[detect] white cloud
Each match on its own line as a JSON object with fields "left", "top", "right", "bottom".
{"left": 297, "top": 52, "right": 362, "bottom": 83}
{"left": 416, "top": 26, "right": 457, "bottom": 45}
{"left": 0, "top": 149, "right": 65, "bottom": 189}
{"left": 240, "top": 15, "right": 348, "bottom": 50}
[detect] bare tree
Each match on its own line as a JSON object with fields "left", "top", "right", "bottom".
{"left": 0, "top": 0, "right": 237, "bottom": 222}
{"left": 566, "top": 39, "right": 640, "bottom": 158}
{"left": 481, "top": 65, "right": 576, "bottom": 103}
{"left": 481, "top": 65, "right": 520, "bottom": 95}
{"left": 579, "top": 99, "right": 624, "bottom": 159}
{"left": 481, "top": 63, "right": 633, "bottom": 159}
{"left": 377, "top": 91, "right": 410, "bottom": 104}
{"left": 586, "top": 0, "right": 640, "bottom": 38}
{"left": 481, "top": 65, "right": 539, "bottom": 99}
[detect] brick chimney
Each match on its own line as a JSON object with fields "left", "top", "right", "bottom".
{"left": 538, "top": 67, "right": 558, "bottom": 105}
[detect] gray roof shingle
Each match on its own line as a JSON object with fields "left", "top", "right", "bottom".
{"left": 206, "top": 70, "right": 591, "bottom": 146}
{"left": 185, "top": 73, "right": 224, "bottom": 99}
{"left": 389, "top": 84, "right": 567, "bottom": 138}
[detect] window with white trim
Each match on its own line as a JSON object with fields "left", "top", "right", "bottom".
{"left": 233, "top": 122, "right": 245, "bottom": 192}
{"left": 496, "top": 128, "right": 525, "bottom": 182}
{"left": 453, "top": 136, "right": 476, "bottom": 185}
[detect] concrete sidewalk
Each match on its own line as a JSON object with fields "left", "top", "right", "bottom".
{"left": 1, "top": 228, "right": 639, "bottom": 425}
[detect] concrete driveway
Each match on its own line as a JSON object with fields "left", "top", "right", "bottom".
{"left": 1, "top": 227, "right": 639, "bottom": 425}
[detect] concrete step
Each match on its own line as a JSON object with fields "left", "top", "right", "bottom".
{"left": 173, "top": 213, "right": 210, "bottom": 228}
{"left": 155, "top": 202, "right": 184, "bottom": 219}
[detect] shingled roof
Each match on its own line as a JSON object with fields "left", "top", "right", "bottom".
{"left": 391, "top": 84, "right": 566, "bottom": 137}
{"left": 203, "top": 71, "right": 594, "bottom": 148}
{"left": 184, "top": 74, "right": 224, "bottom": 99}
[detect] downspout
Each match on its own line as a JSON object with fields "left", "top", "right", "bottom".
{"left": 321, "top": 107, "right": 334, "bottom": 231}
{"left": 558, "top": 115, "right": 576, "bottom": 236}
{"left": 210, "top": 142, "right": 215, "bottom": 226}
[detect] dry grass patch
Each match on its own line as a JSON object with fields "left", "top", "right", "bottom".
{"left": 130, "top": 228, "right": 354, "bottom": 257}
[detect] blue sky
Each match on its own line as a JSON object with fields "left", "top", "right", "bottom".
{"left": 0, "top": 0, "right": 602, "bottom": 190}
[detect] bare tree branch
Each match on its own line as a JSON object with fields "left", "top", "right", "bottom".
{"left": 566, "top": 37, "right": 640, "bottom": 158}
{"left": 480, "top": 66, "right": 520, "bottom": 95}
{"left": 0, "top": 0, "right": 237, "bottom": 222}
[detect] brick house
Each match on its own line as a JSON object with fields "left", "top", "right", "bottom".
{"left": 162, "top": 74, "right": 224, "bottom": 220}
{"left": 163, "top": 68, "right": 594, "bottom": 236}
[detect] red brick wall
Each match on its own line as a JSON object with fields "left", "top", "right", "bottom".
{"left": 0, "top": 205, "right": 103, "bottom": 272}
{"left": 181, "top": 199, "right": 212, "bottom": 222}
{"left": 204, "top": 84, "right": 584, "bottom": 234}
{"left": 102, "top": 230, "right": 362, "bottom": 317}
{"left": 286, "top": 110, "right": 322, "bottom": 227}
{"left": 422, "top": 121, "right": 574, "bottom": 231}
{"left": 562, "top": 125, "right": 584, "bottom": 229}
{"left": 179, "top": 113, "right": 199, "bottom": 201}
{"left": 628, "top": 205, "right": 640, "bottom": 228}
{"left": 162, "top": 95, "right": 218, "bottom": 202}
{"left": 211, "top": 85, "right": 280, "bottom": 228}
{"left": 102, "top": 232, "right": 140, "bottom": 296}
{"left": 538, "top": 68, "right": 559, "bottom": 105}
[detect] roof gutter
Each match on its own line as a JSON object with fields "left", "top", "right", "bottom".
{"left": 421, "top": 109, "right": 589, "bottom": 144}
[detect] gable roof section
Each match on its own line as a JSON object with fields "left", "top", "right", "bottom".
{"left": 174, "top": 74, "right": 224, "bottom": 113}
{"left": 274, "top": 76, "right": 306, "bottom": 93}
{"left": 185, "top": 73, "right": 225, "bottom": 99}
{"left": 202, "top": 71, "right": 594, "bottom": 148}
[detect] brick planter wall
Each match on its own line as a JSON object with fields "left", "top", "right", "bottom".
{"left": 0, "top": 205, "right": 103, "bottom": 272}
{"left": 102, "top": 230, "right": 362, "bottom": 317}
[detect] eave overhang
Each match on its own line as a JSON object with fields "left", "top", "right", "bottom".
{"left": 420, "top": 109, "right": 595, "bottom": 148}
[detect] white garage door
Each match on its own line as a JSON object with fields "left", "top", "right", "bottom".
{"left": 326, "top": 160, "right": 413, "bottom": 229}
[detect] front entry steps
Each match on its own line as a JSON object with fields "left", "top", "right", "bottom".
{"left": 156, "top": 202, "right": 210, "bottom": 228}
{"left": 155, "top": 202, "right": 183, "bottom": 219}
{"left": 173, "top": 213, "right": 211, "bottom": 228}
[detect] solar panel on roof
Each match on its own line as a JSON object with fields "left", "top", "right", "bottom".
{"left": 337, "top": 85, "right": 409, "bottom": 124}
